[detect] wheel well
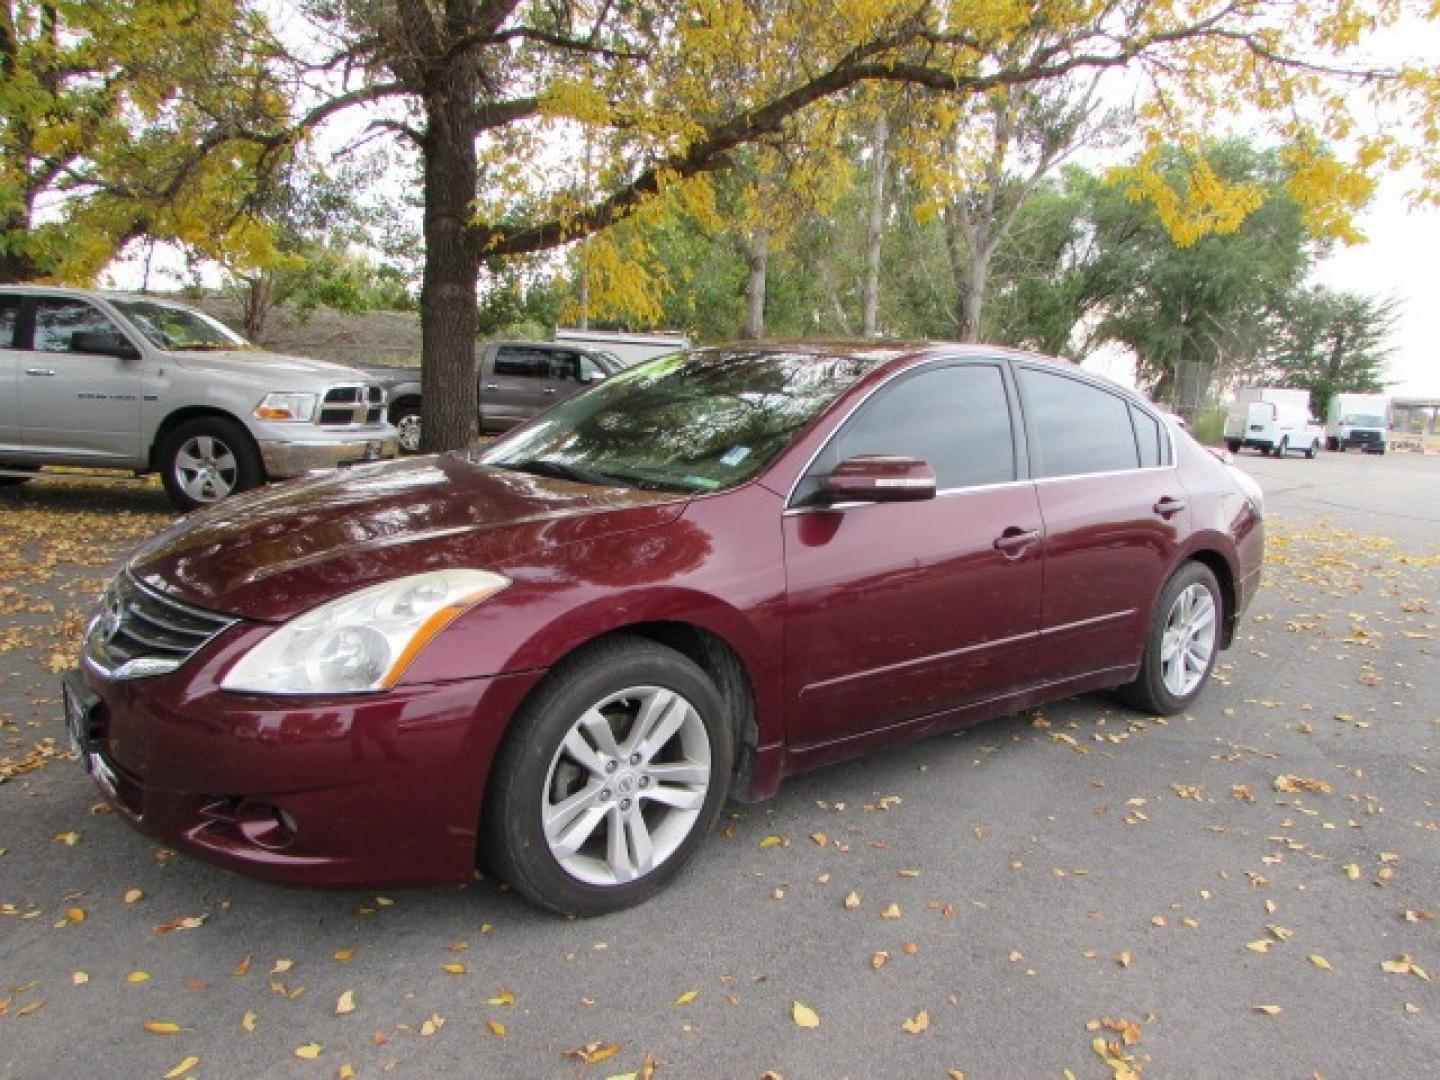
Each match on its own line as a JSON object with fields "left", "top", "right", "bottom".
{"left": 525, "top": 621, "right": 761, "bottom": 794}
{"left": 389, "top": 395, "right": 420, "bottom": 420}
{"left": 149, "top": 407, "right": 257, "bottom": 472}
{"left": 1186, "top": 550, "right": 1237, "bottom": 648}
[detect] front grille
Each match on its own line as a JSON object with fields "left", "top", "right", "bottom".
{"left": 84, "top": 572, "right": 238, "bottom": 679}
{"left": 318, "top": 384, "right": 386, "bottom": 427}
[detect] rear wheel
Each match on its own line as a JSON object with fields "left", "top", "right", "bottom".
{"left": 158, "top": 417, "right": 263, "bottom": 511}
{"left": 1305, "top": 439, "right": 1318, "bottom": 459}
{"left": 1274, "top": 437, "right": 1288, "bottom": 457}
{"left": 483, "top": 635, "right": 734, "bottom": 916}
{"left": 1118, "top": 561, "right": 1223, "bottom": 716}
{"left": 1225, "top": 439, "right": 1241, "bottom": 454}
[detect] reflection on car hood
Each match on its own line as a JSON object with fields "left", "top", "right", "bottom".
{"left": 127, "top": 453, "right": 688, "bottom": 621}
{"left": 172, "top": 350, "right": 376, "bottom": 388}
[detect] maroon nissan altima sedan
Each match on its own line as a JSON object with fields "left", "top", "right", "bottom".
{"left": 66, "top": 344, "right": 1264, "bottom": 914}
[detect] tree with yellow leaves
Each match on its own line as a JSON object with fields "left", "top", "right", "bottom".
{"left": 205, "top": 1, "right": 1440, "bottom": 448}
{"left": 0, "top": 0, "right": 291, "bottom": 283}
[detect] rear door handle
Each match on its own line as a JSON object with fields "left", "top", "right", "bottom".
{"left": 1153, "top": 497, "right": 1187, "bottom": 517}
{"left": 483, "top": 383, "right": 499, "bottom": 391}
{"left": 993, "top": 526, "right": 1041, "bottom": 559}
{"left": 25, "top": 367, "right": 56, "bottom": 376}
{"left": 542, "top": 387, "right": 558, "bottom": 395}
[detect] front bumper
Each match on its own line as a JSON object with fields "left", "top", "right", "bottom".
{"left": 70, "top": 642, "right": 543, "bottom": 888}
{"left": 258, "top": 429, "right": 399, "bottom": 478}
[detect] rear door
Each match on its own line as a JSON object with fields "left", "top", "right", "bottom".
{"left": 482, "top": 345, "right": 556, "bottom": 429}
{"left": 19, "top": 297, "right": 143, "bottom": 462}
{"left": 1015, "top": 364, "right": 1188, "bottom": 683}
{"left": 0, "top": 296, "right": 23, "bottom": 457}
{"left": 783, "top": 360, "right": 1043, "bottom": 750}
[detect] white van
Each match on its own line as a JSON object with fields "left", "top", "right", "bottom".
{"left": 1224, "top": 387, "right": 1324, "bottom": 458}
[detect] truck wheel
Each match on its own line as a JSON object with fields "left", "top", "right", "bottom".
{"left": 1325, "top": 436, "right": 1337, "bottom": 452}
{"left": 1274, "top": 438, "right": 1288, "bottom": 457}
{"left": 1225, "top": 439, "right": 1241, "bottom": 454}
{"left": 1305, "top": 440, "right": 1318, "bottom": 459}
{"left": 391, "top": 402, "right": 422, "bottom": 454}
{"left": 158, "top": 417, "right": 263, "bottom": 511}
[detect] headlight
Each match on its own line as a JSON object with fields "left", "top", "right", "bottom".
{"left": 254, "top": 392, "right": 318, "bottom": 422}
{"left": 221, "top": 570, "right": 510, "bottom": 694}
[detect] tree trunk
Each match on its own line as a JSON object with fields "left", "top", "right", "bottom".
{"left": 959, "top": 249, "right": 989, "bottom": 343}
{"left": 861, "top": 113, "right": 888, "bottom": 338}
{"left": 242, "top": 273, "right": 273, "bottom": 341}
{"left": 418, "top": 76, "right": 481, "bottom": 453}
{"left": 741, "top": 228, "right": 768, "bottom": 340}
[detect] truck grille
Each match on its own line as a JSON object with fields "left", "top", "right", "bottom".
{"left": 84, "top": 572, "right": 238, "bottom": 680}
{"left": 318, "top": 384, "right": 386, "bottom": 426}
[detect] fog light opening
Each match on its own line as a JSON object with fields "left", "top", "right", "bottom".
{"left": 236, "top": 800, "right": 297, "bottom": 850}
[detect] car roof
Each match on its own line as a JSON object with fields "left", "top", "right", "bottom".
{"left": 0, "top": 284, "right": 203, "bottom": 307}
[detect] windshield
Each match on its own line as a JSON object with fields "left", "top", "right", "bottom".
{"left": 1340, "top": 414, "right": 1385, "bottom": 427}
{"left": 478, "top": 349, "right": 879, "bottom": 493}
{"left": 112, "top": 300, "right": 252, "bottom": 352}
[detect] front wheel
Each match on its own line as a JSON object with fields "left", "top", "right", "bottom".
{"left": 391, "top": 402, "right": 422, "bottom": 454}
{"left": 1274, "top": 437, "right": 1289, "bottom": 457}
{"left": 1225, "top": 439, "right": 1242, "bottom": 454}
{"left": 1117, "top": 562, "right": 1223, "bottom": 716}
{"left": 1305, "top": 440, "right": 1318, "bottom": 459}
{"left": 158, "top": 417, "right": 263, "bottom": 511}
{"left": 483, "top": 635, "right": 734, "bottom": 916}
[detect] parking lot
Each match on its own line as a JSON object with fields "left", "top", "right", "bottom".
{"left": 2, "top": 449, "right": 1437, "bottom": 1080}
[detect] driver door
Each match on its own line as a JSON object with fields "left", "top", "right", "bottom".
{"left": 782, "top": 360, "right": 1043, "bottom": 751}
{"left": 19, "top": 297, "right": 142, "bottom": 462}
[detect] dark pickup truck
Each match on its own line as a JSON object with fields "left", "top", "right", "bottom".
{"left": 363, "top": 340, "right": 621, "bottom": 452}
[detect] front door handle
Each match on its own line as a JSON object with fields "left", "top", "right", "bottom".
{"left": 483, "top": 383, "right": 499, "bottom": 391}
{"left": 542, "top": 387, "right": 558, "bottom": 395}
{"left": 25, "top": 367, "right": 56, "bottom": 376}
{"left": 1153, "top": 496, "right": 1187, "bottom": 518}
{"left": 993, "top": 526, "right": 1041, "bottom": 559}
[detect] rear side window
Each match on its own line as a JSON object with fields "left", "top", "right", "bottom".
{"left": 0, "top": 296, "right": 19, "bottom": 348}
{"left": 493, "top": 347, "right": 552, "bottom": 378}
{"left": 1019, "top": 367, "right": 1139, "bottom": 478}
{"left": 1131, "top": 404, "right": 1163, "bottom": 467}
{"left": 33, "top": 299, "right": 121, "bottom": 353}
{"left": 798, "top": 363, "right": 1015, "bottom": 502}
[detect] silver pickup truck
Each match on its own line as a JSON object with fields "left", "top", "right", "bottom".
{"left": 0, "top": 286, "right": 398, "bottom": 509}
{"left": 363, "top": 341, "right": 621, "bottom": 452}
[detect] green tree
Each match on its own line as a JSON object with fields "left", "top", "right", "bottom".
{"left": 0, "top": 0, "right": 288, "bottom": 283}
{"left": 1265, "top": 286, "right": 1396, "bottom": 418}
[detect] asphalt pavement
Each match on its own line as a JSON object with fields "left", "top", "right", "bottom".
{"left": 1, "top": 451, "right": 1437, "bottom": 1080}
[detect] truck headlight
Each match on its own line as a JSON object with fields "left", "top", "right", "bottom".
{"left": 221, "top": 570, "right": 510, "bottom": 694}
{"left": 254, "top": 392, "right": 318, "bottom": 422}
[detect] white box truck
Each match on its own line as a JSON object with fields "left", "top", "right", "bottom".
{"left": 1325, "top": 392, "right": 1389, "bottom": 453}
{"left": 1224, "top": 387, "right": 1324, "bottom": 458}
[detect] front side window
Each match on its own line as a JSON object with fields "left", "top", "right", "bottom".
{"left": 33, "top": 300, "right": 123, "bottom": 353}
{"left": 110, "top": 299, "right": 248, "bottom": 351}
{"left": 479, "top": 349, "right": 877, "bottom": 493}
{"left": 1019, "top": 367, "right": 1140, "bottom": 479}
{"left": 796, "top": 363, "right": 1016, "bottom": 503}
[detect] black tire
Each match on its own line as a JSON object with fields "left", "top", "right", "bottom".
{"left": 1117, "top": 561, "right": 1224, "bottom": 716}
{"left": 1225, "top": 439, "right": 1241, "bottom": 454}
{"left": 483, "top": 634, "right": 735, "bottom": 916}
{"left": 0, "top": 474, "right": 33, "bottom": 488}
{"left": 1274, "top": 438, "right": 1288, "bottom": 457}
{"left": 391, "top": 401, "right": 422, "bottom": 454}
{"left": 157, "top": 416, "right": 264, "bottom": 511}
{"left": 1326, "top": 436, "right": 1338, "bottom": 452}
{"left": 1305, "top": 440, "right": 1318, "bottom": 459}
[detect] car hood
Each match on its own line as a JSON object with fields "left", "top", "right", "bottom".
{"left": 127, "top": 452, "right": 689, "bottom": 622}
{"left": 172, "top": 350, "right": 376, "bottom": 389}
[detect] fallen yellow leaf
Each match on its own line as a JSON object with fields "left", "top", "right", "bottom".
{"left": 144, "top": 1020, "right": 183, "bottom": 1035}
{"left": 333, "top": 949, "right": 354, "bottom": 962}
{"left": 759, "top": 835, "right": 784, "bottom": 848}
{"left": 241, "top": 1010, "right": 258, "bottom": 1032}
{"left": 844, "top": 891, "right": 861, "bottom": 910}
{"left": 674, "top": 990, "right": 699, "bottom": 1006}
{"left": 53, "top": 831, "right": 80, "bottom": 846}
{"left": 163, "top": 1056, "right": 200, "bottom": 1078}
{"left": 124, "top": 889, "right": 144, "bottom": 904}
{"left": 792, "top": 1001, "right": 820, "bottom": 1028}
{"left": 72, "top": 972, "right": 89, "bottom": 986}
{"left": 486, "top": 1018, "right": 506, "bottom": 1037}
{"left": 487, "top": 988, "right": 516, "bottom": 1006}
{"left": 1309, "top": 954, "right": 1332, "bottom": 971}
{"left": 881, "top": 903, "right": 901, "bottom": 919}
{"left": 564, "top": 1043, "right": 621, "bottom": 1064}
{"left": 335, "top": 990, "right": 355, "bottom": 1015}
{"left": 901, "top": 1010, "right": 930, "bottom": 1034}
{"left": 271, "top": 959, "right": 294, "bottom": 974}
{"left": 338, "top": 1067, "right": 356, "bottom": 1080}
{"left": 63, "top": 906, "right": 86, "bottom": 924}
{"left": 442, "top": 963, "right": 467, "bottom": 975}
{"left": 1254, "top": 1005, "right": 1282, "bottom": 1015}
{"left": 294, "top": 1042, "right": 322, "bottom": 1060}
{"left": 871, "top": 951, "right": 890, "bottom": 970}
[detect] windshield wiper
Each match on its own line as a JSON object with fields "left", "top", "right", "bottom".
{"left": 500, "top": 459, "right": 628, "bottom": 488}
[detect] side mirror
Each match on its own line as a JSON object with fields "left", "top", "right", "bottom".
{"left": 823, "top": 455, "right": 936, "bottom": 502}
{"left": 71, "top": 331, "right": 139, "bottom": 359}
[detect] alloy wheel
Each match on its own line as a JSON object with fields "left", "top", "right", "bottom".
{"left": 174, "top": 435, "right": 239, "bottom": 503}
{"left": 541, "top": 685, "right": 712, "bottom": 887}
{"left": 396, "top": 412, "right": 422, "bottom": 453}
{"left": 1159, "top": 582, "right": 1217, "bottom": 697}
